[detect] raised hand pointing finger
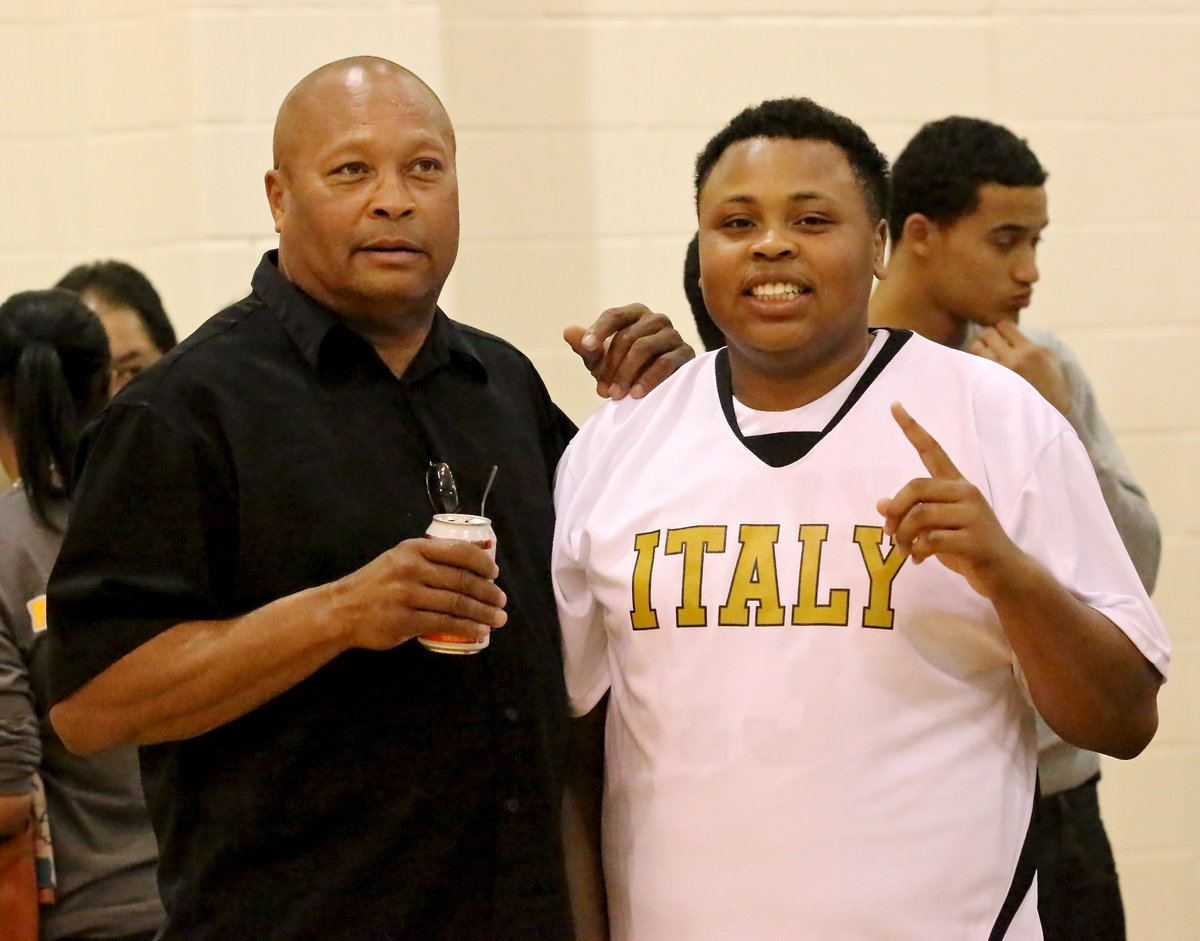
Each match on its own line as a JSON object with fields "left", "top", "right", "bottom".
{"left": 878, "top": 402, "right": 1021, "bottom": 597}
{"left": 890, "top": 401, "right": 962, "bottom": 481}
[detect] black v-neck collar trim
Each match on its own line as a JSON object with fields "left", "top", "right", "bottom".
{"left": 716, "top": 329, "right": 913, "bottom": 468}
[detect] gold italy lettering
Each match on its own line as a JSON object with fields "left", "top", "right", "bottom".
{"left": 664, "top": 526, "right": 727, "bottom": 627}
{"left": 853, "top": 525, "right": 906, "bottom": 630}
{"left": 629, "top": 530, "right": 662, "bottom": 630}
{"left": 792, "top": 524, "right": 850, "bottom": 626}
{"left": 718, "top": 525, "right": 785, "bottom": 626}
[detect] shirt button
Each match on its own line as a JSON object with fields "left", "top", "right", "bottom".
{"left": 504, "top": 798, "right": 520, "bottom": 813}
{"left": 503, "top": 707, "right": 519, "bottom": 722}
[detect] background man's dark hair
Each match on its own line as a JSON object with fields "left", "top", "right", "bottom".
{"left": 56, "top": 259, "right": 177, "bottom": 354}
{"left": 683, "top": 233, "right": 724, "bottom": 353}
{"left": 888, "top": 116, "right": 1047, "bottom": 244}
{"left": 693, "top": 97, "right": 890, "bottom": 223}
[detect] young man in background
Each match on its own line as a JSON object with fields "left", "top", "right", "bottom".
{"left": 870, "top": 116, "right": 1161, "bottom": 941}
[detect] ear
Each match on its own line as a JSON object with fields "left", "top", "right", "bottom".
{"left": 872, "top": 218, "right": 888, "bottom": 280}
{"left": 901, "top": 213, "right": 936, "bottom": 257}
{"left": 264, "top": 168, "right": 287, "bottom": 235}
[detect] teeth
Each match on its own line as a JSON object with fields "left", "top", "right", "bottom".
{"left": 751, "top": 282, "right": 804, "bottom": 299}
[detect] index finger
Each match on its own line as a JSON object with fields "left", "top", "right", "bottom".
{"left": 578, "top": 303, "right": 653, "bottom": 351}
{"left": 993, "top": 319, "right": 1028, "bottom": 346}
{"left": 891, "top": 402, "right": 962, "bottom": 481}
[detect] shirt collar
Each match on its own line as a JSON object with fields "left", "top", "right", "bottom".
{"left": 251, "top": 251, "right": 487, "bottom": 384}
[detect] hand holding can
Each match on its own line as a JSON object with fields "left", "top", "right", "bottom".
{"left": 419, "top": 513, "right": 498, "bottom": 654}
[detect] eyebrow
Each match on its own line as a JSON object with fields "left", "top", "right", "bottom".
{"left": 989, "top": 223, "right": 1046, "bottom": 237}
{"left": 720, "top": 191, "right": 828, "bottom": 205}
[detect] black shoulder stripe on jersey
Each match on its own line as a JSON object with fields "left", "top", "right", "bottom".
{"left": 715, "top": 328, "right": 913, "bottom": 468}
{"left": 988, "top": 782, "right": 1041, "bottom": 940}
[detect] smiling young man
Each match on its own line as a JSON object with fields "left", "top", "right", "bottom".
{"left": 870, "top": 116, "right": 1162, "bottom": 941}
{"left": 553, "top": 98, "right": 1168, "bottom": 940}
{"left": 43, "top": 57, "right": 691, "bottom": 940}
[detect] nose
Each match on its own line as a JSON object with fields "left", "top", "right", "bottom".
{"left": 369, "top": 171, "right": 415, "bottom": 219}
{"left": 1013, "top": 246, "right": 1039, "bottom": 286}
{"left": 751, "top": 224, "right": 796, "bottom": 260}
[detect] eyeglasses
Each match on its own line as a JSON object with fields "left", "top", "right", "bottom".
{"left": 426, "top": 461, "right": 459, "bottom": 514}
{"left": 426, "top": 462, "right": 498, "bottom": 516}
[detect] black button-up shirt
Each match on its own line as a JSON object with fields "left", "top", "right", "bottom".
{"left": 47, "top": 253, "right": 578, "bottom": 940}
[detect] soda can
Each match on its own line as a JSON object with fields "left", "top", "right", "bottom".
{"left": 418, "top": 513, "right": 498, "bottom": 655}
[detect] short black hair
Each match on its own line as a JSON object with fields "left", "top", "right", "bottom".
{"left": 694, "top": 97, "right": 889, "bottom": 222}
{"left": 683, "top": 233, "right": 725, "bottom": 353}
{"left": 56, "top": 259, "right": 177, "bottom": 354}
{"left": 889, "top": 116, "right": 1047, "bottom": 244}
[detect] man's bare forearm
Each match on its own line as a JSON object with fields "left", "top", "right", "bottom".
{"left": 50, "top": 536, "right": 507, "bottom": 755}
{"left": 50, "top": 580, "right": 350, "bottom": 754}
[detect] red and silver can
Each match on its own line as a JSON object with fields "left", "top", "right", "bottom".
{"left": 418, "top": 513, "right": 498, "bottom": 655}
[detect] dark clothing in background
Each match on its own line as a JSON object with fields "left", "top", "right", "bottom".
{"left": 1037, "top": 775, "right": 1126, "bottom": 941}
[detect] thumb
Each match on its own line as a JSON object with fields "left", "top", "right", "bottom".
{"left": 563, "top": 325, "right": 594, "bottom": 358}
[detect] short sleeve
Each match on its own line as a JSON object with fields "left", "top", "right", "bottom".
{"left": 46, "top": 401, "right": 235, "bottom": 702}
{"left": 552, "top": 440, "right": 612, "bottom": 716}
{"left": 0, "top": 610, "right": 39, "bottom": 794}
{"left": 1002, "top": 429, "right": 1170, "bottom": 681}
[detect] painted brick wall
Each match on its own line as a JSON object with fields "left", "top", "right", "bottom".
{"left": 0, "top": 0, "right": 444, "bottom": 337}
{"left": 0, "top": 1, "right": 1195, "bottom": 935}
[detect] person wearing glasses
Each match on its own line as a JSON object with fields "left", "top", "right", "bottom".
{"left": 55, "top": 261, "right": 177, "bottom": 395}
{"left": 44, "top": 57, "right": 692, "bottom": 940}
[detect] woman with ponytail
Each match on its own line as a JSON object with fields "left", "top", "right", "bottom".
{"left": 0, "top": 290, "right": 162, "bottom": 940}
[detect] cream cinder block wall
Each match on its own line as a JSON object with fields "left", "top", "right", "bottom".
{"left": 0, "top": 0, "right": 445, "bottom": 331}
{"left": 1, "top": 0, "right": 1196, "bottom": 936}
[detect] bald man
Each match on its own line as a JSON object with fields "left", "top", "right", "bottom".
{"left": 44, "top": 57, "right": 690, "bottom": 939}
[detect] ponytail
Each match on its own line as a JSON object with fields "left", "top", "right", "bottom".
{"left": 0, "top": 290, "right": 110, "bottom": 531}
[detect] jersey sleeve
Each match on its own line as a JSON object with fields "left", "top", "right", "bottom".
{"left": 1000, "top": 427, "right": 1170, "bottom": 681}
{"left": 552, "top": 435, "right": 612, "bottom": 717}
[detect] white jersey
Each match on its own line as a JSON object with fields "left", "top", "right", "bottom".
{"left": 553, "top": 329, "right": 1169, "bottom": 941}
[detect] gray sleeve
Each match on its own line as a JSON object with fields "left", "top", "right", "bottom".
{"left": 1047, "top": 332, "right": 1162, "bottom": 594}
{"left": 0, "top": 579, "right": 41, "bottom": 795}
